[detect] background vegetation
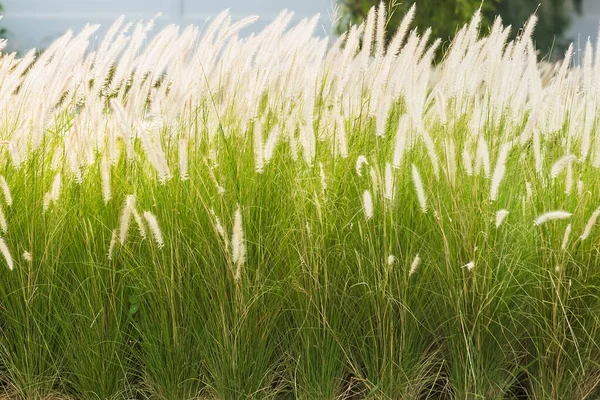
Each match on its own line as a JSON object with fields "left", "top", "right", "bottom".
{"left": 336, "top": 0, "right": 583, "bottom": 58}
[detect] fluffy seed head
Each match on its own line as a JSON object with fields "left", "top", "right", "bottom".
{"left": 0, "top": 176, "right": 12, "bottom": 206}
{"left": 133, "top": 209, "right": 147, "bottom": 239}
{"left": 409, "top": 254, "right": 421, "bottom": 276}
{"left": 231, "top": 205, "right": 246, "bottom": 280}
{"left": 51, "top": 173, "right": 61, "bottom": 201}
{"left": 495, "top": 209, "right": 509, "bottom": 228}
{"left": 526, "top": 182, "right": 533, "bottom": 202}
{"left": 580, "top": 208, "right": 600, "bottom": 240}
{"left": 108, "top": 230, "right": 117, "bottom": 260}
{"left": 393, "top": 116, "right": 408, "bottom": 169}
{"left": 356, "top": 155, "right": 368, "bottom": 177}
{"left": 362, "top": 190, "right": 374, "bottom": 220}
{"left": 143, "top": 211, "right": 164, "bottom": 249}
{"left": 319, "top": 163, "right": 327, "bottom": 196}
{"left": 562, "top": 224, "right": 572, "bottom": 250}
{"left": 179, "top": 137, "right": 189, "bottom": 180}
{"left": 384, "top": 163, "right": 394, "bottom": 201}
{"left": 254, "top": 120, "right": 264, "bottom": 173}
{"left": 534, "top": 211, "right": 572, "bottom": 226}
{"left": 264, "top": 125, "right": 279, "bottom": 163}
{"left": 101, "top": 156, "right": 111, "bottom": 204}
{"left": 411, "top": 164, "right": 427, "bottom": 213}
{"left": 119, "top": 195, "right": 136, "bottom": 245}
{"left": 0, "top": 238, "right": 13, "bottom": 271}
{"left": 490, "top": 164, "right": 506, "bottom": 201}
{"left": 0, "top": 205, "right": 7, "bottom": 234}
{"left": 550, "top": 154, "right": 576, "bottom": 178}
{"left": 231, "top": 206, "right": 245, "bottom": 264}
{"left": 475, "top": 135, "right": 491, "bottom": 177}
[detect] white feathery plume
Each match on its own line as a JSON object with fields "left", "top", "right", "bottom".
{"left": 534, "top": 211, "right": 572, "bottom": 226}
{"left": 101, "top": 155, "right": 111, "bottom": 204}
{"left": 108, "top": 230, "right": 117, "bottom": 260}
{"left": 356, "top": 155, "right": 368, "bottom": 177}
{"left": 435, "top": 89, "right": 447, "bottom": 125}
{"left": 490, "top": 164, "right": 506, "bottom": 202}
{"left": 22, "top": 251, "right": 32, "bottom": 263}
{"left": 393, "top": 116, "right": 408, "bottom": 168}
{"left": 411, "top": 164, "right": 427, "bottom": 213}
{"left": 8, "top": 142, "right": 21, "bottom": 168}
{"left": 386, "top": 3, "right": 415, "bottom": 56}
{"left": 387, "top": 255, "right": 396, "bottom": 266}
{"left": 231, "top": 205, "right": 246, "bottom": 279}
{"left": 462, "top": 145, "right": 474, "bottom": 176}
{"left": 231, "top": 206, "right": 244, "bottom": 263}
{"left": 384, "top": 163, "right": 394, "bottom": 201}
{"left": 210, "top": 209, "right": 230, "bottom": 251}
{"left": 463, "top": 261, "right": 475, "bottom": 271}
{"left": 580, "top": 208, "right": 600, "bottom": 240}
{"left": 0, "top": 176, "right": 12, "bottom": 206}
{"left": 562, "top": 224, "right": 572, "bottom": 250}
{"left": 370, "top": 166, "right": 379, "bottom": 193}
{"left": 421, "top": 130, "right": 440, "bottom": 179}
{"left": 578, "top": 180, "right": 584, "bottom": 199}
{"left": 119, "top": 195, "right": 136, "bottom": 245}
{"left": 565, "top": 163, "right": 573, "bottom": 194}
{"left": 264, "top": 125, "right": 280, "bottom": 163}
{"left": 207, "top": 165, "right": 225, "bottom": 196}
{"left": 490, "top": 142, "right": 511, "bottom": 201}
{"left": 409, "top": 254, "right": 421, "bottom": 277}
{"left": 319, "top": 163, "right": 327, "bottom": 196}
{"left": 550, "top": 154, "right": 576, "bottom": 178}
{"left": 475, "top": 135, "right": 491, "bottom": 177}
{"left": 214, "top": 213, "right": 226, "bottom": 240}
{"left": 495, "top": 209, "right": 509, "bottom": 228}
{"left": 51, "top": 173, "right": 61, "bottom": 203}
{"left": 254, "top": 120, "right": 264, "bottom": 173}
{"left": 594, "top": 135, "right": 600, "bottom": 168}
{"left": 0, "top": 205, "right": 7, "bottom": 234}
{"left": 360, "top": 6, "right": 376, "bottom": 67}
{"left": 363, "top": 190, "right": 374, "bottom": 220}
{"left": 43, "top": 193, "right": 52, "bottom": 212}
{"left": 143, "top": 211, "right": 164, "bottom": 249}
{"left": 179, "top": 137, "right": 189, "bottom": 180}
{"left": 374, "top": 1, "right": 386, "bottom": 59}
{"left": 0, "top": 238, "right": 13, "bottom": 271}
{"left": 43, "top": 173, "right": 62, "bottom": 211}
{"left": 133, "top": 210, "right": 147, "bottom": 239}
{"left": 444, "top": 138, "right": 457, "bottom": 186}
{"left": 336, "top": 117, "right": 348, "bottom": 158}
{"left": 526, "top": 182, "right": 533, "bottom": 203}
{"left": 533, "top": 130, "right": 542, "bottom": 174}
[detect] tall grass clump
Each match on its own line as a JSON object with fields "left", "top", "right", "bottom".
{"left": 1, "top": 2, "right": 600, "bottom": 399}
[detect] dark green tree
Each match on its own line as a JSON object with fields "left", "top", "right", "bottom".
{"left": 0, "top": 3, "right": 6, "bottom": 39}
{"left": 485, "top": 0, "right": 582, "bottom": 59}
{"left": 336, "top": 0, "right": 582, "bottom": 59}
{"left": 335, "top": 0, "right": 497, "bottom": 47}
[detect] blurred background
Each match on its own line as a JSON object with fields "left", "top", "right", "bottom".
{"left": 0, "top": 0, "right": 598, "bottom": 60}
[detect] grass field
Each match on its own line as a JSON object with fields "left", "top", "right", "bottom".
{"left": 0, "top": 5, "right": 600, "bottom": 399}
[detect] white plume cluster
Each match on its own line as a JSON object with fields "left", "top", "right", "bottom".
{"left": 0, "top": 4, "right": 598, "bottom": 266}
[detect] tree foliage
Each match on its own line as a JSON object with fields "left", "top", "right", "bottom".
{"left": 486, "top": 0, "right": 582, "bottom": 58}
{"left": 0, "top": 3, "right": 6, "bottom": 39}
{"left": 336, "top": 0, "right": 582, "bottom": 59}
